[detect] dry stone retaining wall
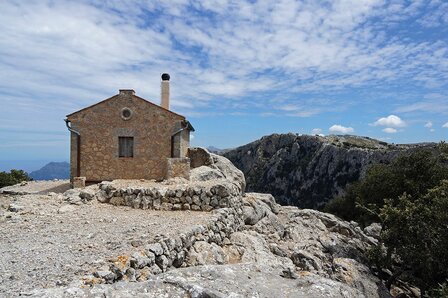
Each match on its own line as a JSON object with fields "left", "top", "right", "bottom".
{"left": 90, "top": 177, "right": 249, "bottom": 284}
{"left": 97, "top": 180, "right": 242, "bottom": 212}
{"left": 95, "top": 207, "right": 244, "bottom": 283}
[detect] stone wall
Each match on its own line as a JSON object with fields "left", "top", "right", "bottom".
{"left": 93, "top": 207, "right": 244, "bottom": 283}
{"left": 97, "top": 180, "right": 242, "bottom": 212}
{"left": 69, "top": 132, "right": 78, "bottom": 182}
{"left": 67, "top": 90, "right": 188, "bottom": 182}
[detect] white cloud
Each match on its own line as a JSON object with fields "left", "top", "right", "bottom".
{"left": 329, "top": 125, "right": 354, "bottom": 134}
{"left": 311, "top": 128, "right": 323, "bottom": 135}
{"left": 430, "top": 128, "right": 435, "bottom": 132}
{"left": 373, "top": 115, "right": 406, "bottom": 127}
{"left": 424, "top": 121, "right": 433, "bottom": 128}
{"left": 382, "top": 127, "right": 397, "bottom": 134}
{"left": 443, "top": 122, "right": 448, "bottom": 128}
{"left": 0, "top": 0, "right": 447, "bottom": 159}
{"left": 395, "top": 99, "right": 448, "bottom": 115}
{"left": 311, "top": 128, "right": 322, "bottom": 134}
{"left": 0, "top": 0, "right": 447, "bottom": 118}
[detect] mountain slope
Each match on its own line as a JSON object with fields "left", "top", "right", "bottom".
{"left": 223, "top": 133, "right": 437, "bottom": 209}
{"left": 29, "top": 162, "right": 70, "bottom": 180}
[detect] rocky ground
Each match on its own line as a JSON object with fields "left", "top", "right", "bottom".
{"left": 0, "top": 183, "right": 212, "bottom": 296}
{"left": 24, "top": 191, "right": 393, "bottom": 297}
{"left": 0, "top": 148, "right": 412, "bottom": 297}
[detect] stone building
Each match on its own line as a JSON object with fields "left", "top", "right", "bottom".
{"left": 65, "top": 74, "right": 194, "bottom": 187}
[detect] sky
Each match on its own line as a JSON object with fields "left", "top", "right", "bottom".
{"left": 0, "top": 0, "right": 447, "bottom": 171}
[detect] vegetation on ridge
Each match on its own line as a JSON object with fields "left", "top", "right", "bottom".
{"left": 325, "top": 142, "right": 448, "bottom": 296}
{"left": 0, "top": 169, "right": 32, "bottom": 188}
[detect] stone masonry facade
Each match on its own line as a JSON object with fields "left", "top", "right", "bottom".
{"left": 66, "top": 90, "right": 191, "bottom": 182}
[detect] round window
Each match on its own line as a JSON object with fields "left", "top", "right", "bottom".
{"left": 121, "top": 108, "right": 132, "bottom": 120}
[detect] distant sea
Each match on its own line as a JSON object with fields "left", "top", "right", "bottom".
{"left": 0, "top": 160, "right": 67, "bottom": 173}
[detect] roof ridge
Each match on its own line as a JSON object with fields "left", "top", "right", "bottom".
{"left": 66, "top": 93, "right": 186, "bottom": 119}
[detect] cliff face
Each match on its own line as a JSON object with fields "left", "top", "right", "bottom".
{"left": 223, "top": 133, "right": 436, "bottom": 209}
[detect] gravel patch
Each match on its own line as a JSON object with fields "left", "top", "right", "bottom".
{"left": 0, "top": 192, "right": 212, "bottom": 296}
{"left": 0, "top": 180, "right": 71, "bottom": 195}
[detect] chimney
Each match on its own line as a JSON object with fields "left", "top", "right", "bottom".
{"left": 119, "top": 89, "right": 135, "bottom": 96}
{"left": 160, "top": 73, "right": 170, "bottom": 110}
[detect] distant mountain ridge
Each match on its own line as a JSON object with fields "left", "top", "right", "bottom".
{"left": 29, "top": 162, "right": 70, "bottom": 180}
{"left": 206, "top": 146, "right": 233, "bottom": 154}
{"left": 223, "top": 133, "right": 439, "bottom": 209}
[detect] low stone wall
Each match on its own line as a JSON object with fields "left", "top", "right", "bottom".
{"left": 97, "top": 180, "right": 242, "bottom": 212}
{"left": 93, "top": 207, "right": 244, "bottom": 283}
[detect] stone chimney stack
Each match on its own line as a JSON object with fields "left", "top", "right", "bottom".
{"left": 160, "top": 73, "right": 170, "bottom": 110}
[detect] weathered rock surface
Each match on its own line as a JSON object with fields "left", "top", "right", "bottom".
{"left": 2, "top": 150, "right": 394, "bottom": 297}
{"left": 26, "top": 192, "right": 390, "bottom": 297}
{"left": 223, "top": 133, "right": 437, "bottom": 208}
{"left": 27, "top": 263, "right": 385, "bottom": 298}
{"left": 190, "top": 147, "right": 246, "bottom": 193}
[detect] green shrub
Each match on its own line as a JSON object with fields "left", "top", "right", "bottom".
{"left": 425, "top": 282, "right": 448, "bottom": 298}
{"left": 325, "top": 148, "right": 448, "bottom": 226}
{"left": 379, "top": 181, "right": 448, "bottom": 294}
{"left": 0, "top": 169, "right": 32, "bottom": 188}
{"left": 325, "top": 144, "right": 448, "bottom": 295}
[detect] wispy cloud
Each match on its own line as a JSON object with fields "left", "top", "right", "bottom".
{"left": 1, "top": 0, "right": 447, "bottom": 116}
{"left": 0, "top": 0, "right": 447, "bottom": 157}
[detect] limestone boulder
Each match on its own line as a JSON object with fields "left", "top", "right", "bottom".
{"left": 188, "top": 147, "right": 246, "bottom": 193}
{"left": 364, "top": 222, "right": 382, "bottom": 240}
{"left": 8, "top": 203, "right": 24, "bottom": 213}
{"left": 78, "top": 185, "right": 99, "bottom": 202}
{"left": 190, "top": 166, "right": 225, "bottom": 182}
{"left": 241, "top": 194, "right": 274, "bottom": 225}
{"left": 62, "top": 189, "right": 82, "bottom": 205}
{"left": 186, "top": 241, "right": 228, "bottom": 266}
{"left": 210, "top": 153, "right": 246, "bottom": 193}
{"left": 188, "top": 147, "right": 214, "bottom": 169}
{"left": 229, "top": 231, "right": 294, "bottom": 270}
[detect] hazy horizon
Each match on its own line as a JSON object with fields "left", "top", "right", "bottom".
{"left": 0, "top": 159, "right": 68, "bottom": 173}
{"left": 1, "top": 1, "right": 447, "bottom": 164}
{"left": 2, "top": 132, "right": 445, "bottom": 173}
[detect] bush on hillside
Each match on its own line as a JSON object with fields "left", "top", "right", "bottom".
{"left": 325, "top": 143, "right": 448, "bottom": 295}
{"left": 0, "top": 169, "right": 32, "bottom": 188}
{"left": 370, "top": 181, "right": 448, "bottom": 295}
{"left": 325, "top": 147, "right": 448, "bottom": 226}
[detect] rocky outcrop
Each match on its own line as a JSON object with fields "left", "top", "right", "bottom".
{"left": 223, "top": 133, "right": 437, "bottom": 208}
{"left": 29, "top": 194, "right": 390, "bottom": 297}
{"left": 27, "top": 263, "right": 386, "bottom": 298}
{"left": 16, "top": 148, "right": 398, "bottom": 297}
{"left": 190, "top": 147, "right": 246, "bottom": 193}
